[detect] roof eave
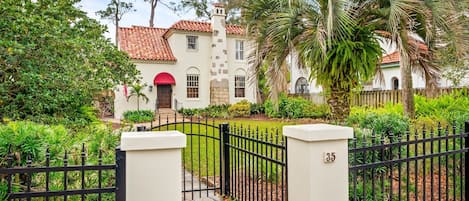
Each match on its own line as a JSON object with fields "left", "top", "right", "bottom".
{"left": 132, "top": 59, "right": 177, "bottom": 64}
{"left": 381, "top": 62, "right": 400, "bottom": 68}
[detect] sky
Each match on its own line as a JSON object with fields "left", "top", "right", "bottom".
{"left": 76, "top": 0, "right": 198, "bottom": 42}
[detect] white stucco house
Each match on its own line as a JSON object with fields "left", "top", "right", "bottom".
{"left": 114, "top": 4, "right": 255, "bottom": 118}
{"left": 289, "top": 39, "right": 469, "bottom": 94}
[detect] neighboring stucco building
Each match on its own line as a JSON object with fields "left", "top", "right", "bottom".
{"left": 114, "top": 4, "right": 255, "bottom": 118}
{"left": 289, "top": 39, "right": 468, "bottom": 93}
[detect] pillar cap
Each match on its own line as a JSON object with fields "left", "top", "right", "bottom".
{"left": 121, "top": 131, "right": 186, "bottom": 151}
{"left": 283, "top": 124, "right": 353, "bottom": 142}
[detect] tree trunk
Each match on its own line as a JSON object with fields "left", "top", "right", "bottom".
{"left": 327, "top": 83, "right": 351, "bottom": 122}
{"left": 424, "top": 72, "right": 438, "bottom": 98}
{"left": 137, "top": 98, "right": 140, "bottom": 111}
{"left": 400, "top": 51, "right": 415, "bottom": 119}
{"left": 115, "top": 0, "right": 120, "bottom": 47}
{"left": 149, "top": 0, "right": 157, "bottom": 27}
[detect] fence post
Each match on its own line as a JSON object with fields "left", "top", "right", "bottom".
{"left": 465, "top": 121, "right": 469, "bottom": 201}
{"left": 283, "top": 124, "right": 353, "bottom": 201}
{"left": 115, "top": 147, "right": 126, "bottom": 201}
{"left": 121, "top": 130, "right": 186, "bottom": 201}
{"left": 220, "top": 123, "right": 230, "bottom": 196}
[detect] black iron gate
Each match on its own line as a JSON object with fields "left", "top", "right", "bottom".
{"left": 150, "top": 113, "right": 288, "bottom": 201}
{"left": 150, "top": 114, "right": 223, "bottom": 200}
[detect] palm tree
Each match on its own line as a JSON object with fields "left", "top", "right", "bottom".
{"left": 126, "top": 83, "right": 149, "bottom": 111}
{"left": 362, "top": 0, "right": 468, "bottom": 118}
{"left": 243, "top": 0, "right": 382, "bottom": 121}
{"left": 243, "top": 0, "right": 468, "bottom": 120}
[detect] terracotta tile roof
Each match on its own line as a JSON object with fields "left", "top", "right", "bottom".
{"left": 168, "top": 20, "right": 245, "bottom": 35}
{"left": 226, "top": 25, "right": 245, "bottom": 35}
{"left": 119, "top": 21, "right": 244, "bottom": 61}
{"left": 118, "top": 26, "right": 177, "bottom": 61}
{"left": 170, "top": 20, "right": 211, "bottom": 33}
{"left": 213, "top": 2, "right": 224, "bottom": 8}
{"left": 382, "top": 51, "right": 400, "bottom": 64}
{"left": 381, "top": 42, "right": 429, "bottom": 65}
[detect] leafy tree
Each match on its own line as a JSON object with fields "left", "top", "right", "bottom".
{"left": 97, "top": 0, "right": 136, "bottom": 44}
{"left": 126, "top": 83, "right": 149, "bottom": 111}
{"left": 172, "top": 0, "right": 242, "bottom": 24}
{"left": 0, "top": 0, "right": 139, "bottom": 122}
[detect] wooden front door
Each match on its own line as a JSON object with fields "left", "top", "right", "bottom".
{"left": 157, "top": 85, "right": 172, "bottom": 108}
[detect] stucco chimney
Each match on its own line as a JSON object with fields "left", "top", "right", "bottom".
{"left": 209, "top": 3, "right": 230, "bottom": 105}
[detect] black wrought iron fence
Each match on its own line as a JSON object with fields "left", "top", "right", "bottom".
{"left": 349, "top": 122, "right": 468, "bottom": 201}
{"left": 224, "top": 124, "right": 288, "bottom": 201}
{"left": 150, "top": 115, "right": 222, "bottom": 200}
{"left": 149, "top": 113, "right": 288, "bottom": 201}
{"left": 0, "top": 145, "right": 125, "bottom": 201}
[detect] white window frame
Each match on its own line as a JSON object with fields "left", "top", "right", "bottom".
{"left": 235, "top": 40, "right": 244, "bottom": 60}
{"left": 186, "top": 74, "right": 199, "bottom": 98}
{"left": 234, "top": 75, "right": 246, "bottom": 98}
{"left": 187, "top": 35, "right": 198, "bottom": 50}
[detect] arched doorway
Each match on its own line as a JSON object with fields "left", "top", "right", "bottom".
{"left": 391, "top": 77, "right": 399, "bottom": 90}
{"left": 295, "top": 77, "right": 309, "bottom": 94}
{"left": 154, "top": 72, "right": 175, "bottom": 108}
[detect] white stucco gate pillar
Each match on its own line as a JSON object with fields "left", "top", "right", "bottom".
{"left": 120, "top": 131, "right": 186, "bottom": 201}
{"left": 283, "top": 124, "right": 353, "bottom": 201}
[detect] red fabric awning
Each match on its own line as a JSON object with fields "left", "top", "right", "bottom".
{"left": 154, "top": 72, "right": 176, "bottom": 85}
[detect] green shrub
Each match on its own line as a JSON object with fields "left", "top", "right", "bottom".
{"left": 264, "top": 94, "right": 330, "bottom": 119}
{"left": 347, "top": 105, "right": 409, "bottom": 136}
{"left": 178, "top": 108, "right": 199, "bottom": 117}
{"left": 205, "top": 104, "right": 230, "bottom": 118}
{"left": 250, "top": 103, "right": 265, "bottom": 115}
{"left": 228, "top": 100, "right": 251, "bottom": 117}
{"left": 123, "top": 110, "right": 154, "bottom": 123}
{"left": 0, "top": 121, "right": 119, "bottom": 166}
{"left": 0, "top": 121, "right": 120, "bottom": 200}
{"left": 264, "top": 100, "right": 280, "bottom": 118}
{"left": 178, "top": 105, "right": 230, "bottom": 118}
{"left": 415, "top": 90, "right": 469, "bottom": 126}
{"left": 304, "top": 103, "right": 330, "bottom": 118}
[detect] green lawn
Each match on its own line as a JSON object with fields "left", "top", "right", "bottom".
{"left": 151, "top": 118, "right": 316, "bottom": 180}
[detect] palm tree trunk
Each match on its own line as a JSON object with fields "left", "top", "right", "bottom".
{"left": 400, "top": 52, "right": 415, "bottom": 118}
{"left": 137, "top": 98, "right": 140, "bottom": 111}
{"left": 424, "top": 72, "right": 438, "bottom": 98}
{"left": 327, "top": 83, "right": 351, "bottom": 122}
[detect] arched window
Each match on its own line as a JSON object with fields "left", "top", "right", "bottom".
{"left": 295, "top": 77, "right": 309, "bottom": 94}
{"left": 391, "top": 77, "right": 399, "bottom": 90}
{"left": 186, "top": 67, "right": 200, "bottom": 98}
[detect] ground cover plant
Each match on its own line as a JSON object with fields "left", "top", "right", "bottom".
{"left": 0, "top": 121, "right": 120, "bottom": 201}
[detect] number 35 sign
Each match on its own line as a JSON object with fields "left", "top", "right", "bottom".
{"left": 323, "top": 152, "right": 336, "bottom": 163}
